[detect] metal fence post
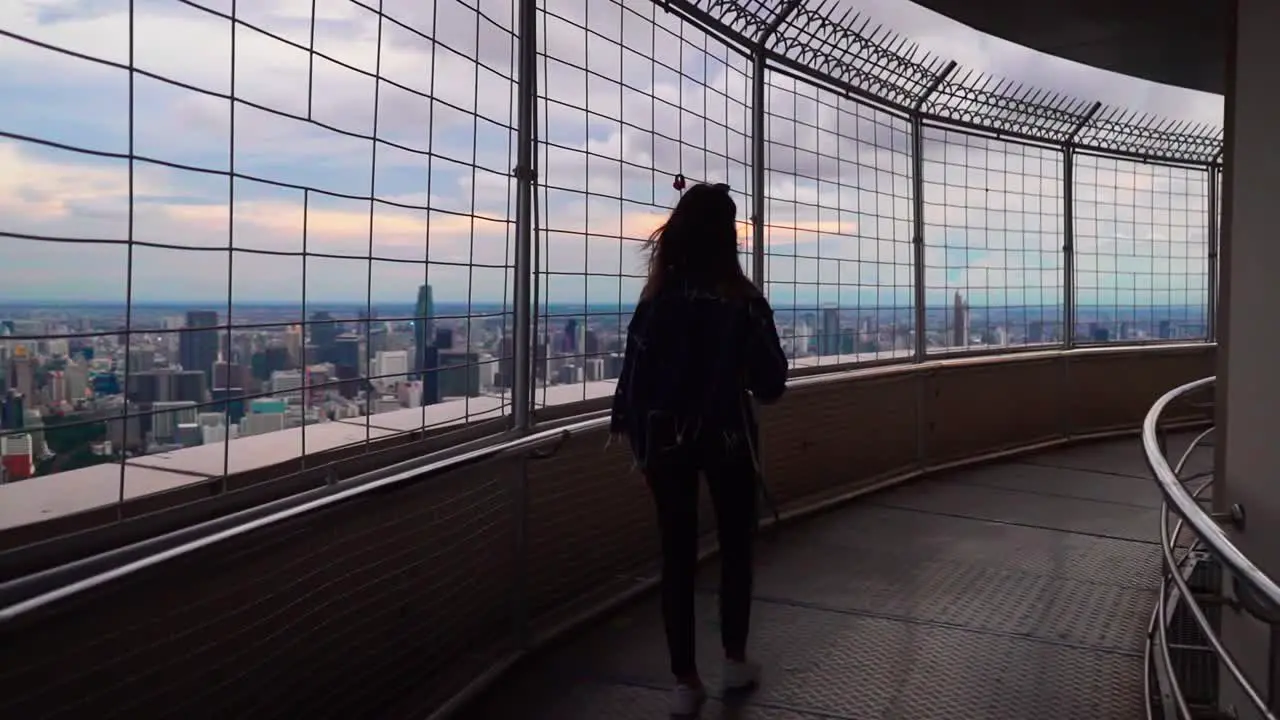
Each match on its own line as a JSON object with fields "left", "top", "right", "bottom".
{"left": 749, "top": 1, "right": 800, "bottom": 289}
{"left": 1207, "top": 159, "right": 1220, "bottom": 342}
{"left": 908, "top": 62, "right": 955, "bottom": 361}
{"left": 1062, "top": 102, "right": 1100, "bottom": 348}
{"left": 910, "top": 115, "right": 927, "bottom": 360}
{"left": 750, "top": 51, "right": 767, "bottom": 287}
{"left": 1062, "top": 145, "right": 1076, "bottom": 347}
{"left": 511, "top": 0, "right": 537, "bottom": 432}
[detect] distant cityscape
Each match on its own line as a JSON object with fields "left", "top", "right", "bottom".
{"left": 0, "top": 288, "right": 1208, "bottom": 484}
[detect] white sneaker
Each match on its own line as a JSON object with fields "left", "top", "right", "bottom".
{"left": 669, "top": 683, "right": 706, "bottom": 716}
{"left": 722, "top": 659, "right": 761, "bottom": 692}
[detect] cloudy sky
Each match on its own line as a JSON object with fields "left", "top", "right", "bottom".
{"left": 0, "top": 0, "right": 1219, "bottom": 312}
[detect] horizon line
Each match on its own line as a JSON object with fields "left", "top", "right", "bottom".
{"left": 0, "top": 299, "right": 1209, "bottom": 309}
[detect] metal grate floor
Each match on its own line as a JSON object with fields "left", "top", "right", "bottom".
{"left": 461, "top": 436, "right": 1188, "bottom": 720}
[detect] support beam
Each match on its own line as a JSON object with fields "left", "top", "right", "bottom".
{"left": 1217, "top": 0, "right": 1280, "bottom": 715}
{"left": 749, "top": 0, "right": 801, "bottom": 287}
{"left": 1062, "top": 146, "right": 1076, "bottom": 347}
{"left": 909, "top": 61, "right": 957, "bottom": 360}
{"left": 1207, "top": 162, "right": 1219, "bottom": 342}
{"left": 511, "top": 0, "right": 537, "bottom": 431}
{"left": 750, "top": 52, "right": 768, "bottom": 286}
{"left": 1062, "top": 103, "right": 1100, "bottom": 348}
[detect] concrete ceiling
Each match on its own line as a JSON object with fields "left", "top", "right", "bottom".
{"left": 907, "top": 0, "right": 1228, "bottom": 95}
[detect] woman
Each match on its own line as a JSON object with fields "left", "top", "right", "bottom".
{"left": 610, "top": 182, "right": 789, "bottom": 716}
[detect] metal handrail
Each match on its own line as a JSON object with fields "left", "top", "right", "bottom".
{"left": 0, "top": 410, "right": 600, "bottom": 623}
{"left": 1143, "top": 376, "right": 1280, "bottom": 719}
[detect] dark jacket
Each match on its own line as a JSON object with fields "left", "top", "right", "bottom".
{"left": 610, "top": 282, "right": 788, "bottom": 470}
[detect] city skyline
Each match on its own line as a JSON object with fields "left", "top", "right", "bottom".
{"left": 0, "top": 298, "right": 1213, "bottom": 309}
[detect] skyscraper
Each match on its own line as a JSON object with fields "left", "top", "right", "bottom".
{"left": 951, "top": 292, "right": 970, "bottom": 347}
{"left": 820, "top": 307, "right": 840, "bottom": 356}
{"left": 309, "top": 311, "right": 339, "bottom": 363}
{"left": 333, "top": 334, "right": 362, "bottom": 399}
{"left": 413, "top": 284, "right": 436, "bottom": 384}
{"left": 1, "top": 391, "right": 24, "bottom": 431}
{"left": 179, "top": 310, "right": 220, "bottom": 388}
{"left": 562, "top": 318, "right": 578, "bottom": 353}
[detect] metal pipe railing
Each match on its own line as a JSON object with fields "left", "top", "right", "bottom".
{"left": 1143, "top": 376, "right": 1280, "bottom": 719}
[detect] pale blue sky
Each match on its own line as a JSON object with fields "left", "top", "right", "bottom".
{"left": 0, "top": 0, "right": 1221, "bottom": 308}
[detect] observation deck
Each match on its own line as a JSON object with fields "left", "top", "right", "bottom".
{"left": 464, "top": 430, "right": 1213, "bottom": 720}
{"left": 0, "top": 345, "right": 1220, "bottom": 719}
{"left": 6, "top": 0, "right": 1277, "bottom": 718}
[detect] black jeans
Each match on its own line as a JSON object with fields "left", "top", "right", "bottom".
{"left": 644, "top": 438, "right": 758, "bottom": 679}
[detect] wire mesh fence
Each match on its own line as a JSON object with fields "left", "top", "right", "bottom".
{"left": 763, "top": 68, "right": 914, "bottom": 368}
{"left": 531, "top": 0, "right": 753, "bottom": 409}
{"left": 1072, "top": 153, "right": 1211, "bottom": 343}
{"left": 0, "top": 0, "right": 1222, "bottom": 543}
{"left": 920, "top": 126, "right": 1065, "bottom": 353}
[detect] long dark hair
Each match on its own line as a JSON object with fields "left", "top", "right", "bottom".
{"left": 641, "top": 182, "right": 756, "bottom": 301}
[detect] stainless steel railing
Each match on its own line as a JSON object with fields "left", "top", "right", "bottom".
{"left": 1143, "top": 376, "right": 1280, "bottom": 720}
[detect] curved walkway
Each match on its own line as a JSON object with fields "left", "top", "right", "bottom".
{"left": 462, "top": 434, "right": 1212, "bottom": 720}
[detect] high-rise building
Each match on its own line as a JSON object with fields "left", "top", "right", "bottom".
{"left": 284, "top": 325, "right": 304, "bottom": 365}
{"left": 47, "top": 371, "right": 66, "bottom": 405}
{"left": 820, "top": 307, "right": 840, "bottom": 356}
{"left": 127, "top": 347, "right": 156, "bottom": 374}
{"left": 309, "top": 311, "right": 339, "bottom": 363}
{"left": 213, "top": 361, "right": 251, "bottom": 392}
{"left": 127, "top": 368, "right": 207, "bottom": 405}
{"left": 271, "top": 369, "right": 305, "bottom": 402}
{"left": 419, "top": 346, "right": 441, "bottom": 406}
{"left": 180, "top": 310, "right": 221, "bottom": 387}
{"left": 562, "top": 319, "right": 579, "bottom": 353}
{"left": 254, "top": 345, "right": 292, "bottom": 381}
{"left": 413, "top": 284, "right": 436, "bottom": 382}
{"left": 495, "top": 336, "right": 515, "bottom": 389}
{"left": 174, "top": 370, "right": 208, "bottom": 404}
{"left": 952, "top": 292, "right": 970, "bottom": 347}
{"left": 374, "top": 350, "right": 410, "bottom": 387}
{"left": 1, "top": 391, "right": 24, "bottom": 431}
{"left": 8, "top": 350, "right": 35, "bottom": 400}
{"left": 367, "top": 324, "right": 388, "bottom": 355}
{"left": 333, "top": 334, "right": 362, "bottom": 399}
{"left": 356, "top": 308, "right": 377, "bottom": 337}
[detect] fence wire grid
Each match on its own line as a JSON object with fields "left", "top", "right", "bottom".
{"left": 0, "top": 0, "right": 1218, "bottom": 541}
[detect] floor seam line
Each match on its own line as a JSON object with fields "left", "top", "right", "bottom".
{"left": 862, "top": 501, "right": 1164, "bottom": 546}
{"left": 942, "top": 478, "right": 1160, "bottom": 510}
{"left": 1010, "top": 459, "right": 1158, "bottom": 482}
{"left": 742, "top": 592, "right": 1147, "bottom": 659}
